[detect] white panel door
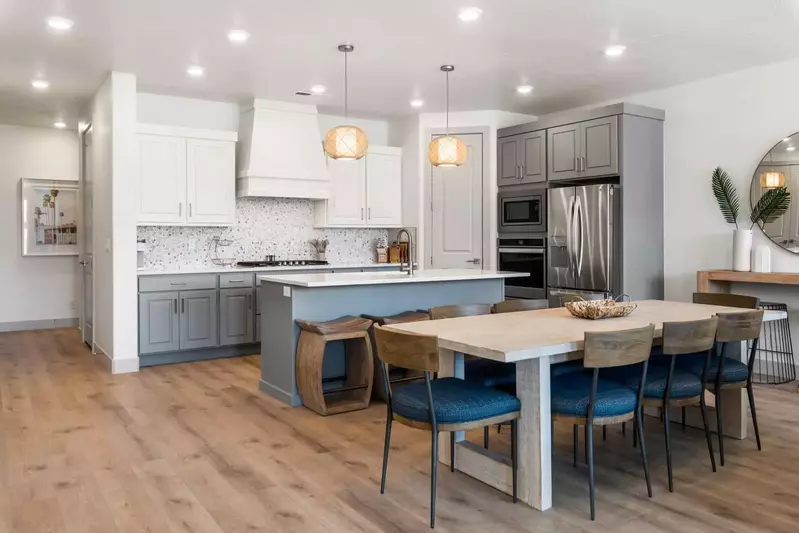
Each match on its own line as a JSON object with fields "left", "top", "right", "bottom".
{"left": 137, "top": 134, "right": 186, "bottom": 224}
{"left": 366, "top": 151, "right": 402, "bottom": 227}
{"left": 327, "top": 157, "right": 366, "bottom": 226}
{"left": 186, "top": 139, "right": 236, "bottom": 225}
{"left": 80, "top": 126, "right": 94, "bottom": 348}
{"left": 431, "top": 133, "right": 483, "bottom": 269}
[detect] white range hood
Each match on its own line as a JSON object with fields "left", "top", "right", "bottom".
{"left": 236, "top": 99, "right": 329, "bottom": 199}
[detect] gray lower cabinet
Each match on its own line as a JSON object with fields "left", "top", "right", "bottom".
{"left": 498, "top": 130, "right": 546, "bottom": 186}
{"left": 220, "top": 287, "right": 254, "bottom": 346}
{"left": 179, "top": 289, "right": 218, "bottom": 350}
{"left": 139, "top": 291, "right": 180, "bottom": 354}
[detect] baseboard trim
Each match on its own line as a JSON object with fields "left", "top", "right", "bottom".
{"left": 95, "top": 344, "right": 140, "bottom": 374}
{"left": 0, "top": 317, "right": 78, "bottom": 333}
{"left": 259, "top": 379, "right": 301, "bottom": 407}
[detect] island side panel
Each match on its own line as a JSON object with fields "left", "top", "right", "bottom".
{"left": 259, "top": 278, "right": 504, "bottom": 406}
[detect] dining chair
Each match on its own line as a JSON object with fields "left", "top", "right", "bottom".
{"left": 551, "top": 324, "right": 655, "bottom": 520}
{"left": 491, "top": 299, "right": 548, "bottom": 313}
{"left": 373, "top": 324, "right": 521, "bottom": 528}
{"left": 693, "top": 292, "right": 760, "bottom": 309}
{"left": 429, "top": 303, "right": 510, "bottom": 448}
{"left": 607, "top": 317, "right": 719, "bottom": 491}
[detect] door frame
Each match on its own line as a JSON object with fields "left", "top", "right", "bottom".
{"left": 79, "top": 122, "right": 95, "bottom": 353}
{"left": 423, "top": 126, "right": 491, "bottom": 269}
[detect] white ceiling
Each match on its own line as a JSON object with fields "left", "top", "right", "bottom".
{"left": 1, "top": 0, "right": 798, "bottom": 128}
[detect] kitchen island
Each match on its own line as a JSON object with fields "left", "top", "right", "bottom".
{"left": 256, "top": 269, "right": 527, "bottom": 406}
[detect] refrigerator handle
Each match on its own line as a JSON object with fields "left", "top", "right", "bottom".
{"left": 576, "top": 195, "right": 584, "bottom": 277}
{"left": 567, "top": 195, "right": 576, "bottom": 275}
{"left": 607, "top": 186, "right": 614, "bottom": 293}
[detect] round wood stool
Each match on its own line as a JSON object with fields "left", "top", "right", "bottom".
{"left": 362, "top": 311, "right": 430, "bottom": 402}
{"left": 295, "top": 315, "right": 374, "bottom": 416}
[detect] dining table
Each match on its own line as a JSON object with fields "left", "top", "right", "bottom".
{"left": 385, "top": 299, "right": 786, "bottom": 512}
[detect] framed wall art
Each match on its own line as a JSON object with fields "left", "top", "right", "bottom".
{"left": 20, "top": 178, "right": 79, "bottom": 257}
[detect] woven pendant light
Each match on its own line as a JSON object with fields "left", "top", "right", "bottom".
{"left": 324, "top": 44, "right": 368, "bottom": 160}
{"left": 429, "top": 65, "right": 467, "bottom": 168}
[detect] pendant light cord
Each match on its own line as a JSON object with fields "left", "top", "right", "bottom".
{"left": 445, "top": 70, "right": 450, "bottom": 134}
{"left": 344, "top": 50, "right": 349, "bottom": 120}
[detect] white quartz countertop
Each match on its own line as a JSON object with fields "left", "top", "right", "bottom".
{"left": 137, "top": 263, "right": 402, "bottom": 276}
{"left": 256, "top": 269, "right": 528, "bottom": 288}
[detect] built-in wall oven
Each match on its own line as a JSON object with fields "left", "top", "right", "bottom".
{"left": 498, "top": 185, "right": 546, "bottom": 233}
{"left": 497, "top": 234, "right": 547, "bottom": 300}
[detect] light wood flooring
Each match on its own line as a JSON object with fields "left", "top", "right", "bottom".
{"left": 1, "top": 328, "right": 798, "bottom": 533}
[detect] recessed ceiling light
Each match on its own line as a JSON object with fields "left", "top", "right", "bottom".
{"left": 410, "top": 99, "right": 425, "bottom": 108}
{"left": 53, "top": 121, "right": 66, "bottom": 129}
{"left": 784, "top": 138, "right": 791, "bottom": 143}
{"left": 458, "top": 7, "right": 483, "bottom": 22}
{"left": 227, "top": 29, "right": 250, "bottom": 44}
{"left": 31, "top": 79, "right": 50, "bottom": 90}
{"left": 47, "top": 16, "right": 74, "bottom": 31}
{"left": 787, "top": 146, "right": 796, "bottom": 151}
{"left": 604, "top": 45, "right": 627, "bottom": 57}
{"left": 516, "top": 85, "right": 534, "bottom": 95}
{"left": 310, "top": 85, "right": 327, "bottom": 94}
{"left": 186, "top": 65, "right": 204, "bottom": 78}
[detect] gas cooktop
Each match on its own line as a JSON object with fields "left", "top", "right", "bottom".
{"left": 236, "top": 259, "right": 329, "bottom": 268}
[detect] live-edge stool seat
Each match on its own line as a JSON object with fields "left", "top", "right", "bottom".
{"left": 295, "top": 315, "right": 374, "bottom": 416}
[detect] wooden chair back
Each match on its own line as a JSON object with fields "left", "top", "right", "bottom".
{"left": 693, "top": 292, "right": 760, "bottom": 309}
{"left": 429, "top": 303, "right": 492, "bottom": 320}
{"left": 662, "top": 317, "right": 718, "bottom": 356}
{"left": 715, "top": 310, "right": 764, "bottom": 343}
{"left": 583, "top": 324, "right": 655, "bottom": 368}
{"left": 373, "top": 324, "right": 439, "bottom": 373}
{"left": 492, "top": 299, "right": 548, "bottom": 314}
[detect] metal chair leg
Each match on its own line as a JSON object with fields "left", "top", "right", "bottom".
{"left": 430, "top": 430, "right": 438, "bottom": 528}
{"left": 622, "top": 421, "right": 626, "bottom": 437}
{"left": 699, "top": 394, "right": 717, "bottom": 472}
{"left": 586, "top": 423, "right": 596, "bottom": 520}
{"left": 681, "top": 406, "right": 687, "bottom": 431}
{"left": 584, "top": 427, "right": 589, "bottom": 465}
{"left": 511, "top": 420, "right": 518, "bottom": 504}
{"left": 573, "top": 424, "right": 578, "bottom": 467}
{"left": 380, "top": 417, "right": 392, "bottom": 494}
{"left": 635, "top": 409, "right": 653, "bottom": 498}
{"left": 747, "top": 383, "right": 762, "bottom": 451}
{"left": 484, "top": 426, "right": 489, "bottom": 449}
{"left": 715, "top": 389, "right": 725, "bottom": 467}
{"left": 633, "top": 418, "right": 638, "bottom": 448}
{"left": 450, "top": 431, "right": 455, "bottom": 473}
{"left": 663, "top": 401, "right": 674, "bottom": 492}
{"left": 602, "top": 425, "right": 607, "bottom": 441}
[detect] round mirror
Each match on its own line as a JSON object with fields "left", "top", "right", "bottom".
{"left": 750, "top": 134, "right": 796, "bottom": 252}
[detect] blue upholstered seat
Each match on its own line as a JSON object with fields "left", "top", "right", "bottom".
{"left": 392, "top": 377, "right": 521, "bottom": 424}
{"left": 551, "top": 373, "right": 637, "bottom": 418}
{"left": 651, "top": 345, "right": 749, "bottom": 384}
{"left": 465, "top": 359, "right": 516, "bottom": 388}
{"left": 551, "top": 360, "right": 587, "bottom": 378}
{"left": 603, "top": 363, "right": 703, "bottom": 400}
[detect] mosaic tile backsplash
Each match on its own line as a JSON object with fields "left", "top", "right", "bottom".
{"left": 137, "top": 198, "right": 388, "bottom": 269}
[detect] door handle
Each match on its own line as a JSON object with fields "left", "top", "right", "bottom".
{"left": 465, "top": 258, "right": 482, "bottom": 265}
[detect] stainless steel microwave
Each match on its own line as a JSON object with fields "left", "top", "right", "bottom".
{"left": 498, "top": 186, "right": 546, "bottom": 233}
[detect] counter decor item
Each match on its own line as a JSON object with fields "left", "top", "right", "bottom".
{"left": 376, "top": 236, "right": 388, "bottom": 263}
{"left": 310, "top": 238, "right": 329, "bottom": 262}
{"left": 388, "top": 243, "right": 401, "bottom": 263}
{"left": 565, "top": 296, "right": 637, "bottom": 320}
{"left": 752, "top": 245, "right": 772, "bottom": 273}
{"left": 209, "top": 236, "right": 235, "bottom": 266}
{"left": 713, "top": 166, "right": 791, "bottom": 272}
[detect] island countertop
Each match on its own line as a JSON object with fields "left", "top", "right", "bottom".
{"left": 256, "top": 269, "right": 528, "bottom": 288}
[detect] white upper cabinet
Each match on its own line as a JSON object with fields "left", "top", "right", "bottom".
{"left": 365, "top": 148, "right": 402, "bottom": 226}
{"left": 314, "top": 145, "right": 403, "bottom": 228}
{"left": 187, "top": 139, "right": 236, "bottom": 225}
{"left": 326, "top": 157, "right": 367, "bottom": 226}
{"left": 137, "top": 134, "right": 186, "bottom": 224}
{"left": 136, "top": 124, "right": 237, "bottom": 226}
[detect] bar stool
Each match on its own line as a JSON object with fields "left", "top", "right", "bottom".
{"left": 373, "top": 324, "right": 521, "bottom": 528}
{"left": 551, "top": 324, "right": 655, "bottom": 521}
{"left": 295, "top": 315, "right": 374, "bottom": 416}
{"left": 752, "top": 302, "right": 796, "bottom": 384}
{"left": 362, "top": 311, "right": 430, "bottom": 402}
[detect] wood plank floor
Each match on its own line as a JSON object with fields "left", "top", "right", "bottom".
{"left": 1, "top": 328, "right": 798, "bottom": 533}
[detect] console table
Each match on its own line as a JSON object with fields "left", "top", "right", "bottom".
{"left": 697, "top": 270, "right": 799, "bottom": 292}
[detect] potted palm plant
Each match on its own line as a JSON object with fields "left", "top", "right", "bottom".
{"left": 712, "top": 166, "right": 791, "bottom": 271}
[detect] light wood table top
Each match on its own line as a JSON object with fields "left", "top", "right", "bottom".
{"left": 388, "top": 299, "right": 784, "bottom": 363}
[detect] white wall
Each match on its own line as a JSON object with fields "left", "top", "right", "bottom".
{"left": 92, "top": 72, "right": 138, "bottom": 373}
{"left": 0, "top": 125, "right": 79, "bottom": 325}
{"left": 597, "top": 56, "right": 799, "bottom": 303}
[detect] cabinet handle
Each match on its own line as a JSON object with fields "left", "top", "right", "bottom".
{"left": 189, "top": 203, "right": 192, "bottom": 217}
{"left": 575, "top": 157, "right": 579, "bottom": 172}
{"left": 181, "top": 298, "right": 185, "bottom": 314}
{"left": 227, "top": 280, "right": 245, "bottom": 283}
{"left": 247, "top": 293, "right": 252, "bottom": 310}
{"left": 580, "top": 157, "right": 585, "bottom": 172}
{"left": 170, "top": 282, "right": 186, "bottom": 286}
{"left": 361, "top": 207, "right": 364, "bottom": 220}
{"left": 517, "top": 165, "right": 522, "bottom": 179}
{"left": 174, "top": 298, "right": 178, "bottom": 314}
{"left": 519, "top": 165, "right": 525, "bottom": 179}
{"left": 179, "top": 202, "right": 182, "bottom": 216}
{"left": 368, "top": 207, "right": 371, "bottom": 220}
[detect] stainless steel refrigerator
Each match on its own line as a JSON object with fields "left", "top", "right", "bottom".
{"left": 548, "top": 184, "right": 620, "bottom": 307}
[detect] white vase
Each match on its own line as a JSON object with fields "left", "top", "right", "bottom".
{"left": 732, "top": 229, "right": 752, "bottom": 271}
{"left": 752, "top": 245, "right": 771, "bottom": 273}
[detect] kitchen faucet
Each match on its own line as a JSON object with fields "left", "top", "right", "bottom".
{"left": 396, "top": 228, "right": 414, "bottom": 276}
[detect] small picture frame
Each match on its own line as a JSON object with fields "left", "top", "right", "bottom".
{"left": 20, "top": 178, "right": 80, "bottom": 257}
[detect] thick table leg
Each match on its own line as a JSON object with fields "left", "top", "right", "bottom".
{"left": 516, "top": 356, "right": 553, "bottom": 510}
